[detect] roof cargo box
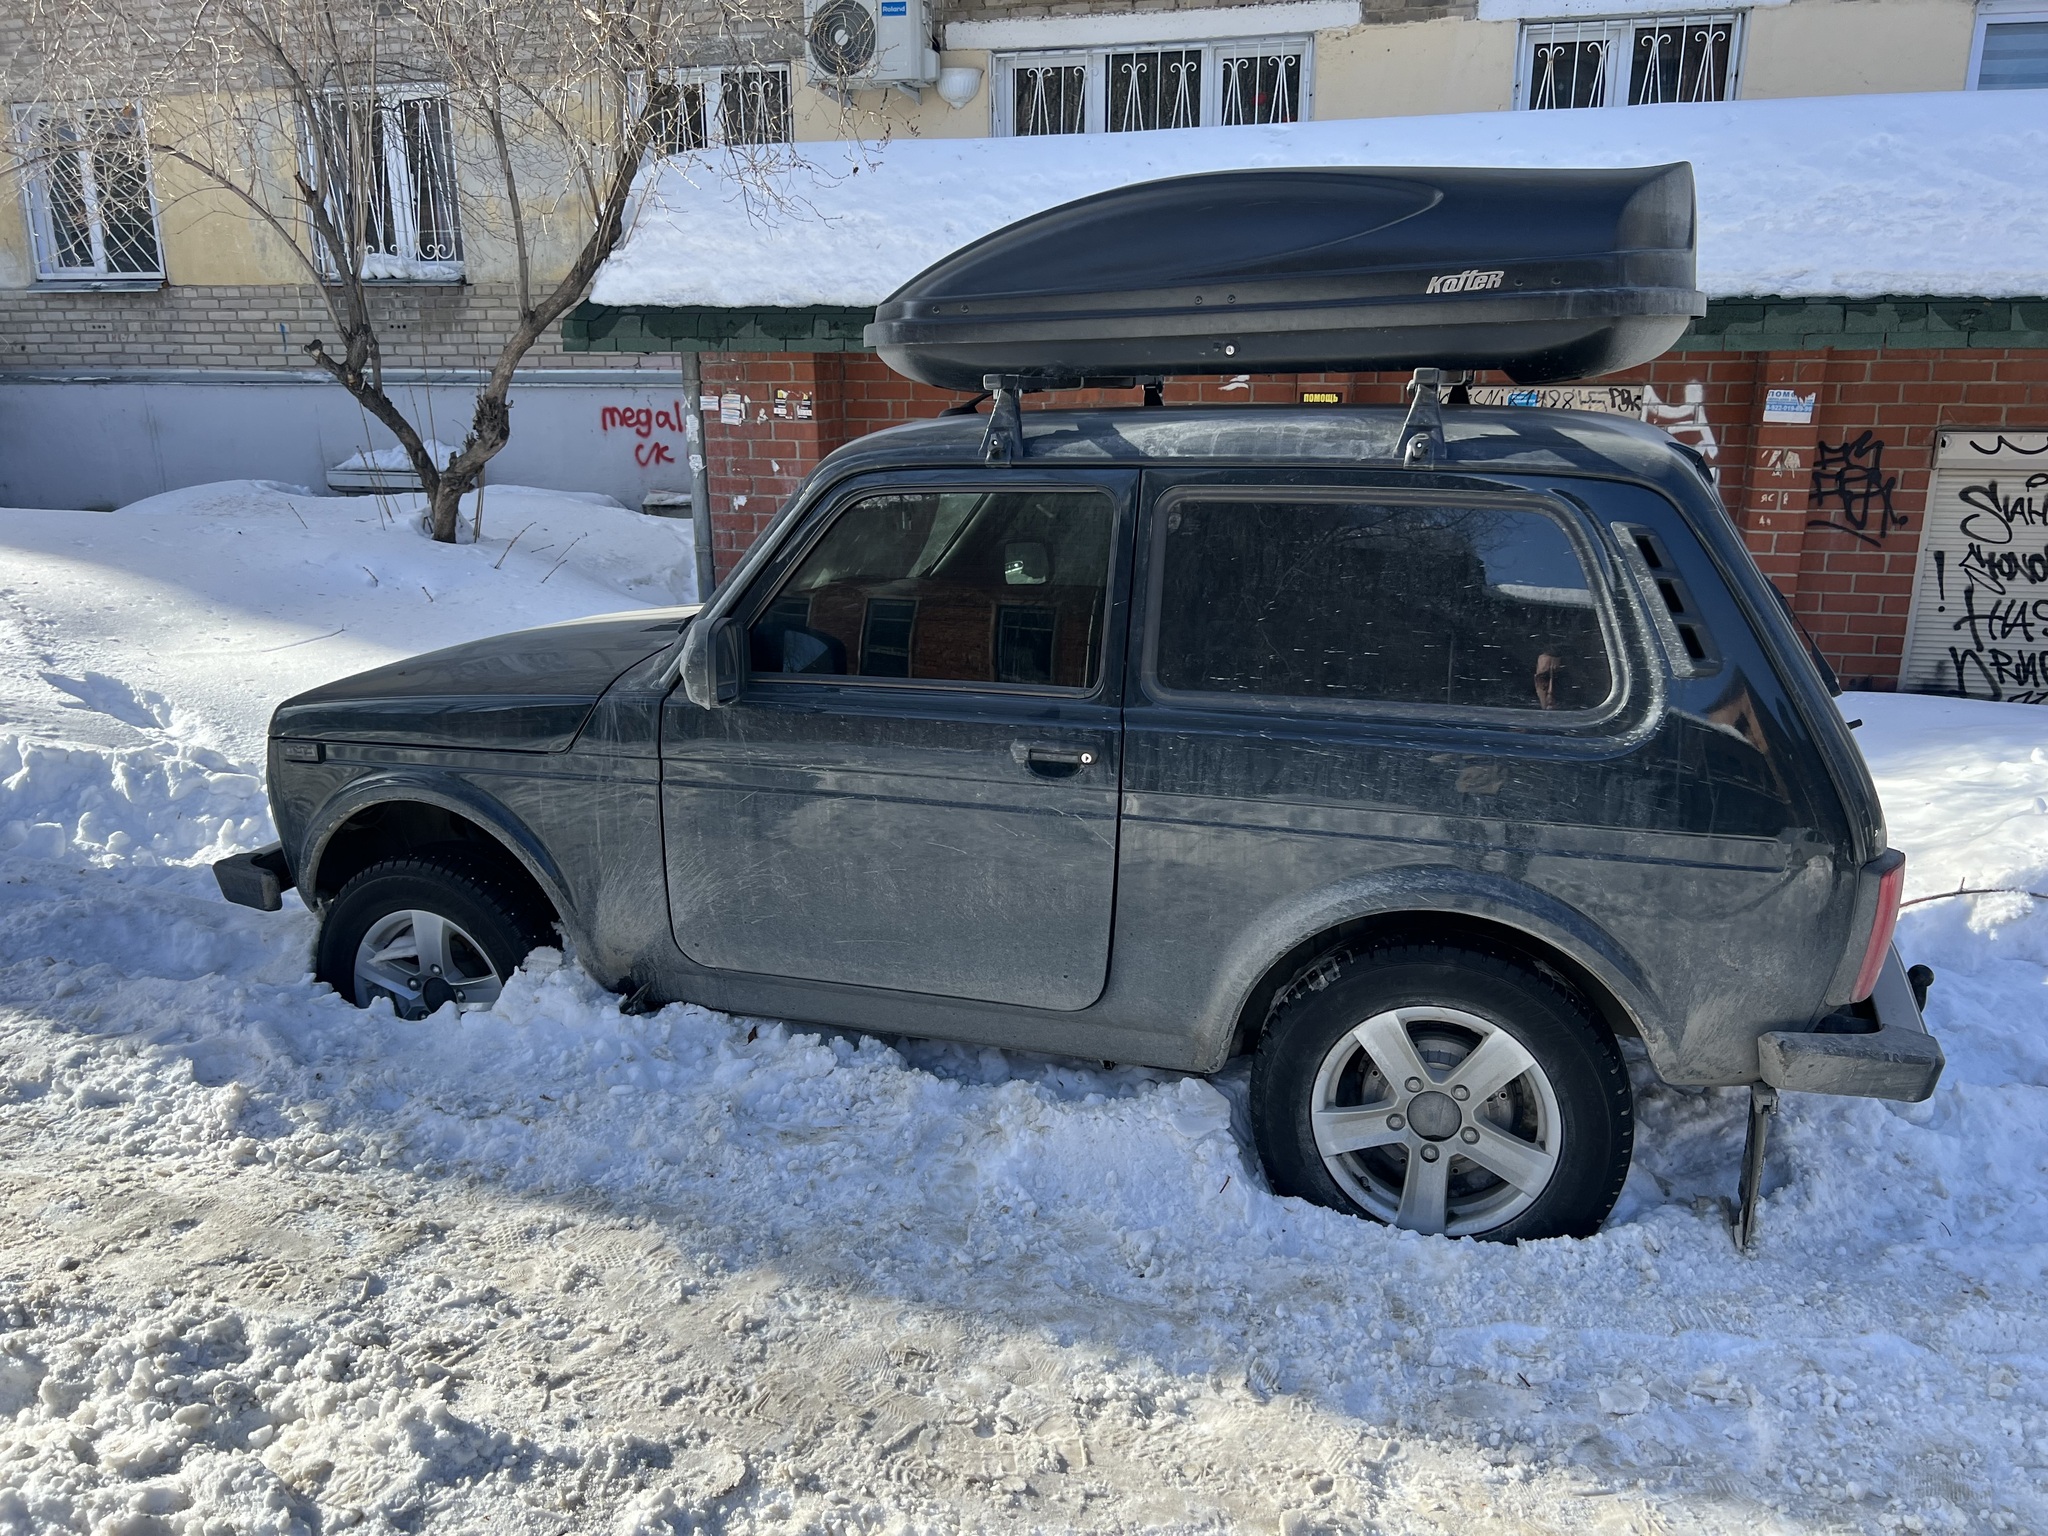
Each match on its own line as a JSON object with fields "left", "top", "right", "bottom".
{"left": 866, "top": 164, "right": 1704, "bottom": 391}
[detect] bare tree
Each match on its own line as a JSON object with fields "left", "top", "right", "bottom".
{"left": 10, "top": 0, "right": 820, "bottom": 541}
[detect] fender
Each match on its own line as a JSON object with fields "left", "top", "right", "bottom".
{"left": 296, "top": 769, "right": 581, "bottom": 941}
{"left": 1189, "top": 862, "right": 1669, "bottom": 1072}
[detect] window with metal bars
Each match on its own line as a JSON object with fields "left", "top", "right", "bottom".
{"left": 994, "top": 38, "right": 1309, "bottom": 135}
{"left": 1517, "top": 14, "right": 1741, "bottom": 109}
{"left": 13, "top": 104, "right": 164, "bottom": 282}
{"left": 308, "top": 89, "right": 463, "bottom": 281}
{"left": 652, "top": 66, "right": 793, "bottom": 152}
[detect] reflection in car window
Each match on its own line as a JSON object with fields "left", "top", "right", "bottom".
{"left": 751, "top": 490, "right": 1114, "bottom": 688}
{"left": 1154, "top": 498, "right": 1614, "bottom": 712}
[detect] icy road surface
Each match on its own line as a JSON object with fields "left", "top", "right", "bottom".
{"left": 2, "top": 484, "right": 2045, "bottom": 1535}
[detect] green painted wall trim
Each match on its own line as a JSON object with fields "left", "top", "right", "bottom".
{"left": 562, "top": 298, "right": 2048, "bottom": 357}
{"left": 561, "top": 303, "right": 872, "bottom": 354}
{"left": 1672, "top": 296, "right": 2048, "bottom": 353}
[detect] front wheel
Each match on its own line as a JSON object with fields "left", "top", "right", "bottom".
{"left": 315, "top": 852, "right": 551, "bottom": 1019}
{"left": 1250, "top": 946, "right": 1632, "bottom": 1241}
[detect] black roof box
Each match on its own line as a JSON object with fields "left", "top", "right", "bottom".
{"left": 866, "top": 164, "right": 1704, "bottom": 391}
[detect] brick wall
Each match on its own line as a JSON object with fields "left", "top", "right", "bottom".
{"left": 680, "top": 346, "right": 2048, "bottom": 692}
{"left": 0, "top": 283, "right": 674, "bottom": 372}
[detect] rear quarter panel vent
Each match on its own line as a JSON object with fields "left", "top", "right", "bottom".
{"left": 1614, "top": 523, "right": 1722, "bottom": 679}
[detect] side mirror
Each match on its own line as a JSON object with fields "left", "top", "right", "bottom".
{"left": 1004, "top": 541, "right": 1050, "bottom": 586}
{"left": 679, "top": 616, "right": 745, "bottom": 707}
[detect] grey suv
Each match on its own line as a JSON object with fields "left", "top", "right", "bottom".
{"left": 217, "top": 401, "right": 1941, "bottom": 1242}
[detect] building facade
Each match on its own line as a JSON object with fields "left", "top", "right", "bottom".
{"left": 6, "top": 0, "right": 2048, "bottom": 694}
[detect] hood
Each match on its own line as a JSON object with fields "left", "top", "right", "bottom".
{"left": 271, "top": 607, "right": 696, "bottom": 753}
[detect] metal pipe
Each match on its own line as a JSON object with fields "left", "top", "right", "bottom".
{"left": 680, "top": 351, "right": 717, "bottom": 601}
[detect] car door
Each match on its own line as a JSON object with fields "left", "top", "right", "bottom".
{"left": 1110, "top": 467, "right": 1849, "bottom": 1081}
{"left": 660, "top": 469, "right": 1136, "bottom": 1010}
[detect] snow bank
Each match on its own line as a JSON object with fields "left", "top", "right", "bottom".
{"left": 4, "top": 488, "right": 2048, "bottom": 1533}
{"left": 595, "top": 91, "right": 2048, "bottom": 309}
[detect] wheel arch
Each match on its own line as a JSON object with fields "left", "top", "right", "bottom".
{"left": 297, "top": 773, "right": 572, "bottom": 936}
{"left": 1203, "top": 867, "right": 1668, "bottom": 1072}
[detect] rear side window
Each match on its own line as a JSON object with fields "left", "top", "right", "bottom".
{"left": 1152, "top": 496, "right": 1614, "bottom": 713}
{"left": 751, "top": 488, "right": 1114, "bottom": 689}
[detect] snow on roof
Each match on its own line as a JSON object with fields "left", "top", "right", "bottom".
{"left": 592, "top": 90, "right": 2048, "bottom": 311}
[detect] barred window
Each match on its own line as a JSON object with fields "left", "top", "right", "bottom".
{"left": 994, "top": 38, "right": 1309, "bottom": 135}
{"left": 1518, "top": 14, "right": 1741, "bottom": 109}
{"left": 1012, "top": 61, "right": 1086, "bottom": 136}
{"left": 308, "top": 88, "right": 463, "bottom": 282}
{"left": 653, "top": 65, "right": 793, "bottom": 153}
{"left": 13, "top": 104, "right": 163, "bottom": 282}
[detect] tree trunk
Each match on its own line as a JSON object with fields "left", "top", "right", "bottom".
{"left": 427, "top": 473, "right": 472, "bottom": 542}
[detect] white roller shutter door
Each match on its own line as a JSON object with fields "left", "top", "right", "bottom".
{"left": 1901, "top": 429, "right": 2048, "bottom": 702}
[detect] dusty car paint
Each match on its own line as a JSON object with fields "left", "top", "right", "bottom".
{"left": 263, "top": 406, "right": 1892, "bottom": 1088}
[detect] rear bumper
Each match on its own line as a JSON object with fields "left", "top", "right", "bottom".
{"left": 213, "top": 842, "right": 294, "bottom": 912}
{"left": 1757, "top": 947, "right": 1943, "bottom": 1103}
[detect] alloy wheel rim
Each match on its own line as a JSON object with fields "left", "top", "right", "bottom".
{"left": 352, "top": 908, "right": 503, "bottom": 1018}
{"left": 1310, "top": 1004, "right": 1561, "bottom": 1237}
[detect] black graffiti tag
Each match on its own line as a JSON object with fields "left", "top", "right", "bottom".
{"left": 1808, "top": 432, "right": 1906, "bottom": 547}
{"left": 1941, "top": 475, "right": 2048, "bottom": 701}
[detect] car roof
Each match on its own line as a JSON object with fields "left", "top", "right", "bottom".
{"left": 814, "top": 405, "right": 1703, "bottom": 488}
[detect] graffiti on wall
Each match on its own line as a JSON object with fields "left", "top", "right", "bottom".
{"left": 1469, "top": 381, "right": 1721, "bottom": 470}
{"left": 1807, "top": 432, "right": 1906, "bottom": 547}
{"left": 1641, "top": 383, "right": 1719, "bottom": 468}
{"left": 599, "top": 400, "right": 692, "bottom": 468}
{"left": 1937, "top": 450, "right": 2048, "bottom": 703}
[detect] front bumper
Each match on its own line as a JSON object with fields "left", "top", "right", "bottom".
{"left": 213, "top": 842, "right": 294, "bottom": 912}
{"left": 1756, "top": 947, "right": 1943, "bottom": 1102}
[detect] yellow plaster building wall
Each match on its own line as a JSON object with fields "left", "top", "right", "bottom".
{"left": 1313, "top": 18, "right": 1520, "bottom": 119}
{"left": 1739, "top": 0, "right": 1976, "bottom": 96}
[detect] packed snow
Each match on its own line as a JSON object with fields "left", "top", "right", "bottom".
{"left": 596, "top": 90, "right": 2048, "bottom": 310}
{"left": 3, "top": 482, "right": 2047, "bottom": 1535}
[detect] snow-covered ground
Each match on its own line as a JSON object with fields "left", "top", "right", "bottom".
{"left": 3, "top": 483, "right": 2046, "bottom": 1536}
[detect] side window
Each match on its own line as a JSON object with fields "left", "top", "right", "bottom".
{"left": 1152, "top": 496, "right": 1615, "bottom": 713}
{"left": 750, "top": 489, "right": 1115, "bottom": 689}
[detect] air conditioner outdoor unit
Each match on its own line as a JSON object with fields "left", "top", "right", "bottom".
{"left": 804, "top": 0, "right": 939, "bottom": 97}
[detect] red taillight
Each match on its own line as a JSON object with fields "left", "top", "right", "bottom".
{"left": 1851, "top": 855, "right": 1906, "bottom": 1003}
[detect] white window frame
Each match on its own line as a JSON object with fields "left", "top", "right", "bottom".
{"left": 991, "top": 37, "right": 1313, "bottom": 135}
{"left": 1514, "top": 13, "right": 1744, "bottom": 109}
{"left": 650, "top": 63, "right": 795, "bottom": 152}
{"left": 307, "top": 83, "right": 464, "bottom": 284}
{"left": 1969, "top": 0, "right": 2048, "bottom": 87}
{"left": 11, "top": 102, "right": 166, "bottom": 284}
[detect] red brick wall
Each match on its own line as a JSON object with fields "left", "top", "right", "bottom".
{"left": 689, "top": 347, "right": 2048, "bottom": 692}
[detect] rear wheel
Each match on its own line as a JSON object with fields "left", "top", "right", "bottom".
{"left": 315, "top": 852, "right": 551, "bottom": 1019}
{"left": 1250, "top": 946, "right": 1632, "bottom": 1240}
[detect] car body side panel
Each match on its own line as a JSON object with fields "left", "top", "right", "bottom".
{"left": 258, "top": 411, "right": 1873, "bottom": 1090}
{"left": 1108, "top": 467, "right": 1857, "bottom": 1085}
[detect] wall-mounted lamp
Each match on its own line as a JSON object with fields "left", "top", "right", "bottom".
{"left": 936, "top": 65, "right": 984, "bottom": 109}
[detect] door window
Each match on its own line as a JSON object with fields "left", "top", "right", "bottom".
{"left": 751, "top": 488, "right": 1115, "bottom": 689}
{"left": 1151, "top": 495, "right": 1615, "bottom": 714}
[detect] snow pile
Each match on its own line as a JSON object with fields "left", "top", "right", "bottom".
{"left": 3, "top": 486, "right": 2048, "bottom": 1533}
{"left": 333, "top": 440, "right": 462, "bottom": 472}
{"left": 597, "top": 90, "right": 2048, "bottom": 309}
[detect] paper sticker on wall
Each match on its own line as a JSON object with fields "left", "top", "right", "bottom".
{"left": 719, "top": 392, "right": 744, "bottom": 426}
{"left": 1763, "top": 389, "right": 1817, "bottom": 424}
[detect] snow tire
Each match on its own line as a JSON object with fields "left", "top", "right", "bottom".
{"left": 315, "top": 849, "right": 553, "bottom": 1018}
{"left": 1250, "top": 945, "right": 1632, "bottom": 1241}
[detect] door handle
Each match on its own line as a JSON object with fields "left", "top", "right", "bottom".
{"left": 1011, "top": 741, "right": 1098, "bottom": 777}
